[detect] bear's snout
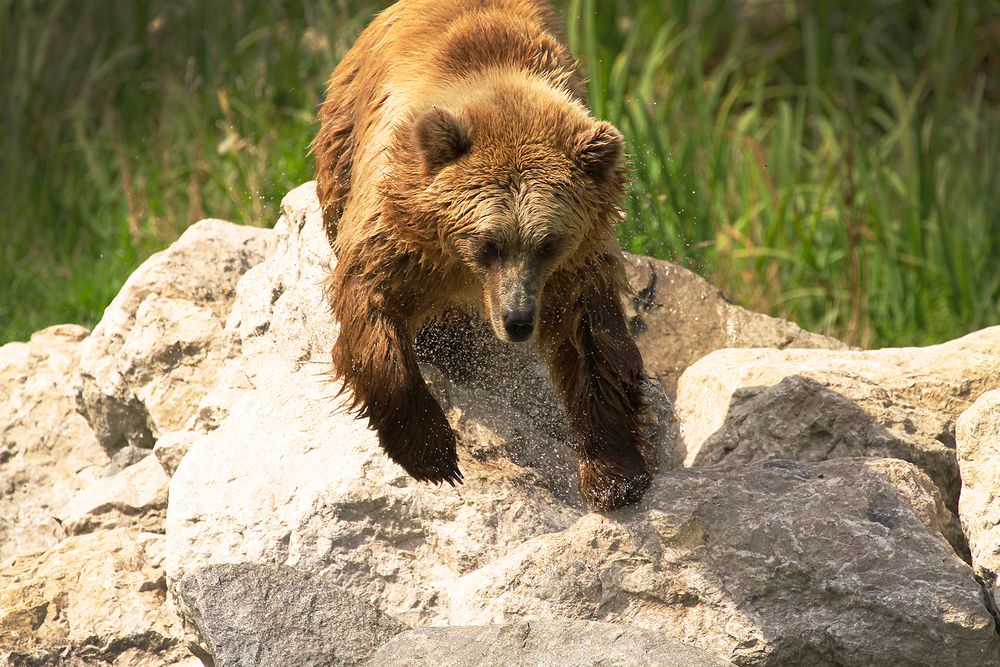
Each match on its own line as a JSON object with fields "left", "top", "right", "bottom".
{"left": 503, "top": 307, "right": 535, "bottom": 341}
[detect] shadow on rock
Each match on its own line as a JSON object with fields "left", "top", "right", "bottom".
{"left": 689, "top": 374, "right": 965, "bottom": 547}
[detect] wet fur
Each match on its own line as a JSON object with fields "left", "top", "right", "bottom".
{"left": 313, "top": 0, "right": 651, "bottom": 509}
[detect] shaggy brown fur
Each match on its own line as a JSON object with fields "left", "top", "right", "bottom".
{"left": 313, "top": 0, "right": 651, "bottom": 510}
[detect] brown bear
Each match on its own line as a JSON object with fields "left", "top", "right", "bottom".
{"left": 313, "top": 0, "right": 652, "bottom": 510}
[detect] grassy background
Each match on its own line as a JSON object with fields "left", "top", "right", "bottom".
{"left": 2, "top": 0, "right": 998, "bottom": 347}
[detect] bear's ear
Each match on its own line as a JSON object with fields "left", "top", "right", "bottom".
{"left": 573, "top": 120, "right": 625, "bottom": 184}
{"left": 413, "top": 107, "right": 471, "bottom": 175}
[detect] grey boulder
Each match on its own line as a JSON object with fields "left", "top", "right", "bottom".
{"left": 365, "top": 620, "right": 734, "bottom": 667}
{"left": 449, "top": 458, "right": 999, "bottom": 667}
{"left": 178, "top": 563, "right": 407, "bottom": 667}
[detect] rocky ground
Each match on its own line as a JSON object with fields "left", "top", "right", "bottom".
{"left": 1, "top": 182, "right": 997, "bottom": 667}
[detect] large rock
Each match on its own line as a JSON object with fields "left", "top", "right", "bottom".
{"left": 165, "top": 183, "right": 998, "bottom": 666}
{"left": 448, "top": 459, "right": 998, "bottom": 667}
{"left": 165, "top": 353, "right": 589, "bottom": 620}
{"left": 621, "top": 256, "right": 845, "bottom": 395}
{"left": 77, "top": 219, "right": 270, "bottom": 453}
{"left": 0, "top": 324, "right": 109, "bottom": 561}
{"left": 0, "top": 528, "right": 197, "bottom": 665}
{"left": 674, "top": 331, "right": 1000, "bottom": 510}
{"left": 165, "top": 186, "right": 597, "bottom": 625}
{"left": 957, "top": 389, "right": 1000, "bottom": 611}
{"left": 178, "top": 563, "right": 407, "bottom": 667}
{"left": 366, "top": 620, "right": 733, "bottom": 667}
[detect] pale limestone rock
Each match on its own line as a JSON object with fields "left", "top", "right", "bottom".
{"left": 0, "top": 528, "right": 196, "bottom": 665}
{"left": 674, "top": 330, "right": 1000, "bottom": 508}
{"left": 77, "top": 219, "right": 271, "bottom": 453}
{"left": 0, "top": 218, "right": 274, "bottom": 666}
{"left": 957, "top": 389, "right": 1000, "bottom": 609}
{"left": 0, "top": 324, "right": 109, "bottom": 560}
{"left": 56, "top": 453, "right": 169, "bottom": 537}
{"left": 165, "top": 350, "right": 588, "bottom": 627}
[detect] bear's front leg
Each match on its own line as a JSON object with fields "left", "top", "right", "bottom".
{"left": 539, "top": 271, "right": 652, "bottom": 510}
{"left": 330, "top": 281, "right": 462, "bottom": 486}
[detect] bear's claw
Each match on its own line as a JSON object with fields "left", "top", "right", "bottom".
{"left": 403, "top": 455, "right": 464, "bottom": 487}
{"left": 380, "top": 423, "right": 464, "bottom": 487}
{"left": 578, "top": 455, "right": 651, "bottom": 511}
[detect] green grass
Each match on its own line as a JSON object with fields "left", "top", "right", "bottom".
{"left": 2, "top": 0, "right": 999, "bottom": 347}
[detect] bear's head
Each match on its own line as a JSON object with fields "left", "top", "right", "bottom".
{"left": 399, "top": 75, "right": 627, "bottom": 343}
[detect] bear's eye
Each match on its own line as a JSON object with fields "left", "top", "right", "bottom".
{"left": 474, "top": 241, "right": 501, "bottom": 267}
{"left": 537, "top": 236, "right": 562, "bottom": 261}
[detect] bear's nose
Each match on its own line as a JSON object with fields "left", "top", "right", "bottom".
{"left": 503, "top": 308, "right": 535, "bottom": 341}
